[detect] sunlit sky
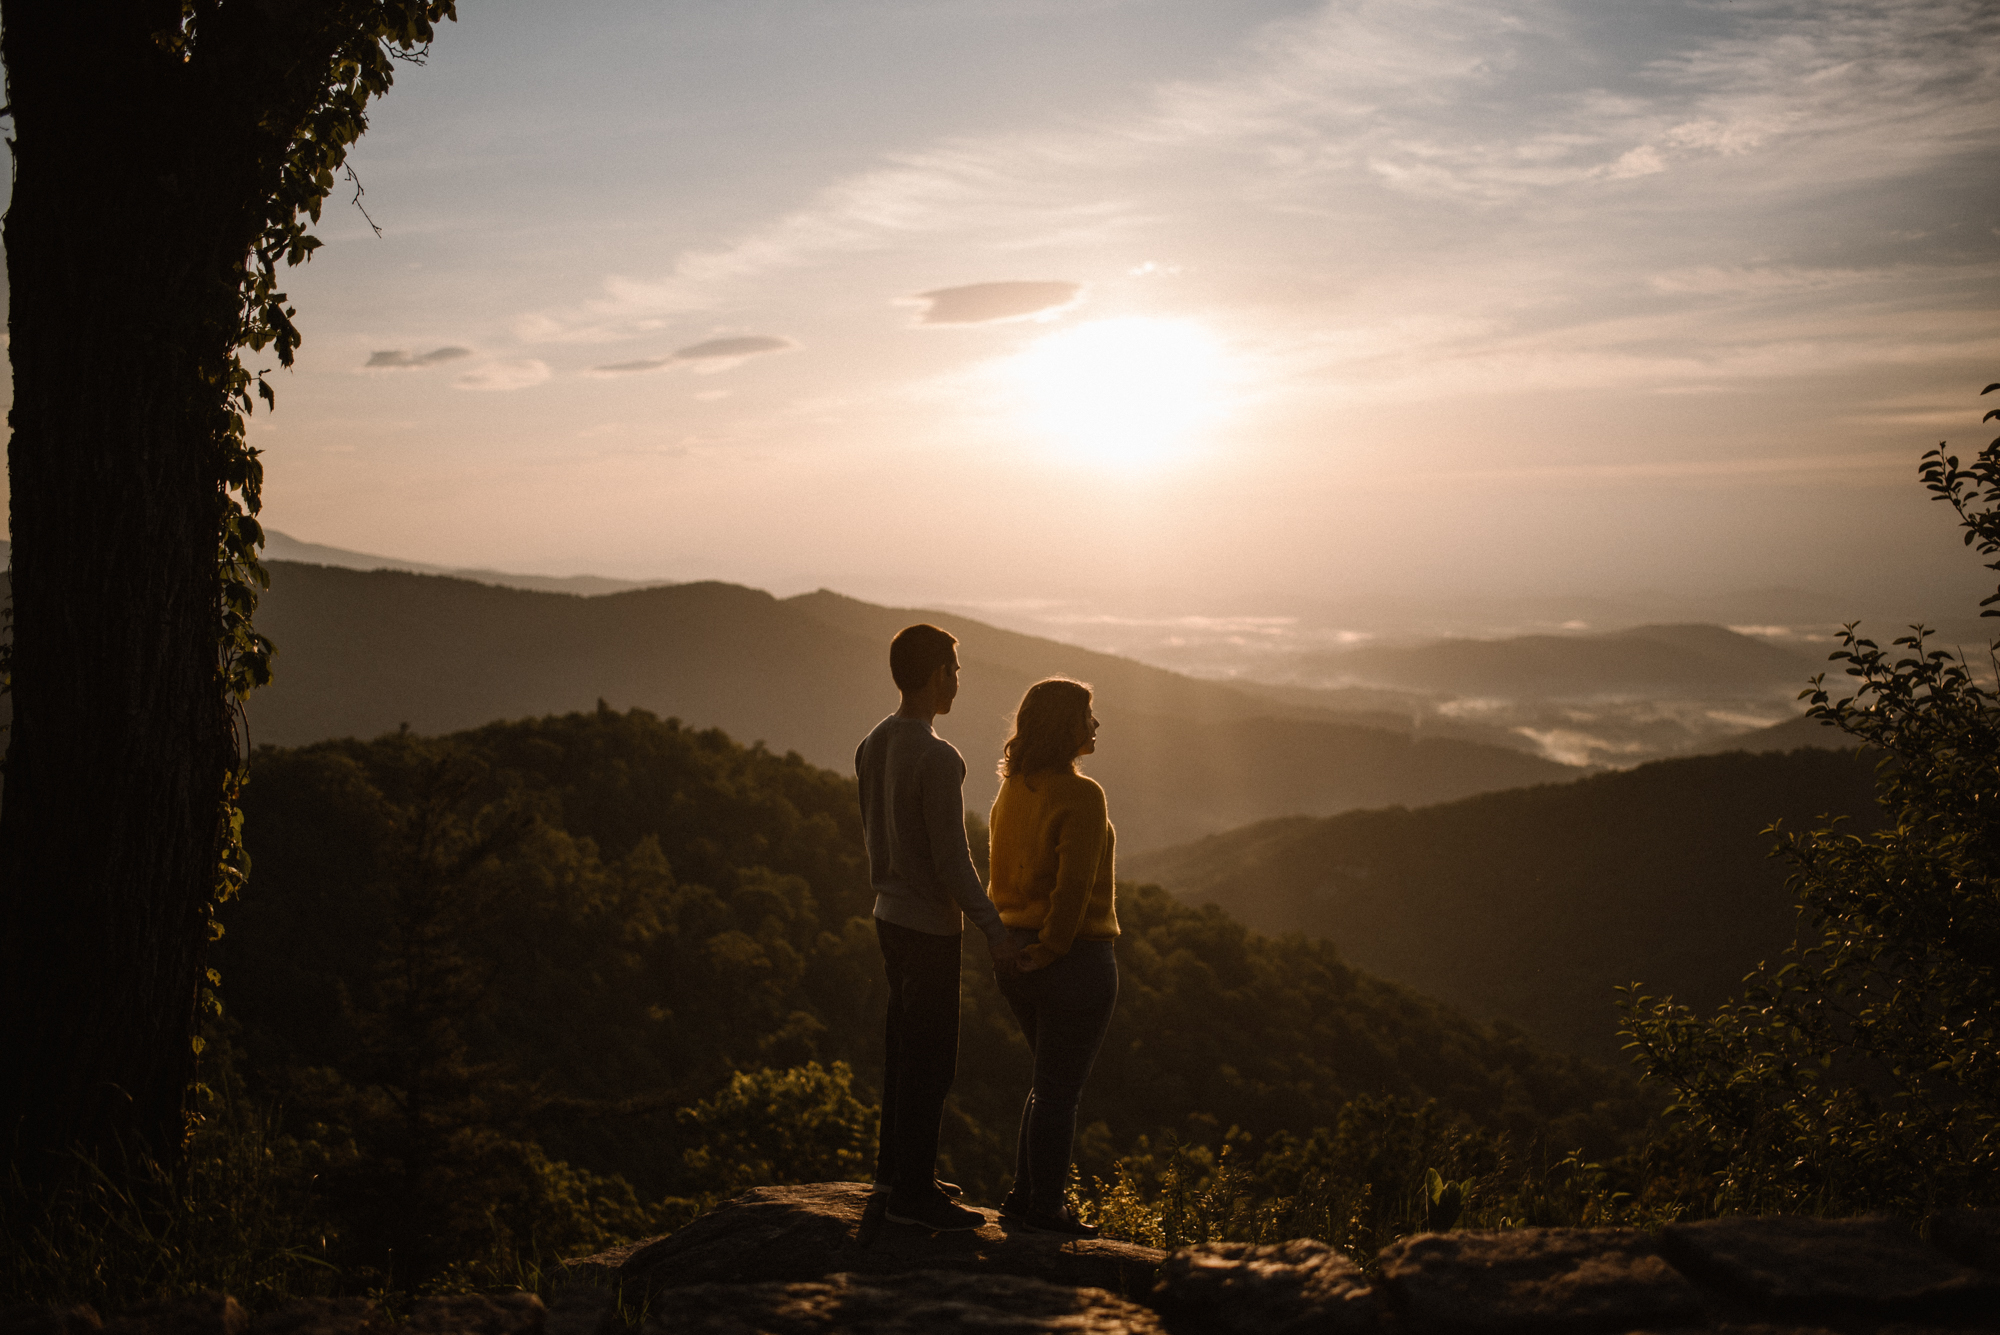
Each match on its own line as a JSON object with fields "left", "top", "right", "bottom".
{"left": 34, "top": 1, "right": 2000, "bottom": 618}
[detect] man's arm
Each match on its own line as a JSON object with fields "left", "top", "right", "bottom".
{"left": 921, "top": 748, "right": 1014, "bottom": 954}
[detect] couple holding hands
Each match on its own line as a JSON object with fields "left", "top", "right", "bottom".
{"left": 855, "top": 623, "right": 1117, "bottom": 1238}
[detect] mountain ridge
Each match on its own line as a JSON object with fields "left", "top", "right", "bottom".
{"left": 260, "top": 528, "right": 673, "bottom": 597}
{"left": 244, "top": 561, "right": 1579, "bottom": 851}
{"left": 1296, "top": 622, "right": 1821, "bottom": 698}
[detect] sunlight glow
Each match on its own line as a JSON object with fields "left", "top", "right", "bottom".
{"left": 1009, "top": 317, "right": 1225, "bottom": 467}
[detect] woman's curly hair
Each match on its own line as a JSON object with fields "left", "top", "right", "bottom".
{"left": 1000, "top": 677, "right": 1093, "bottom": 779}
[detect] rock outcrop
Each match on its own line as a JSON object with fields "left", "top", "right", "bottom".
{"left": 1150, "top": 1237, "right": 1377, "bottom": 1334}
{"left": 1658, "top": 1214, "right": 2000, "bottom": 1323}
{"left": 649, "top": 1270, "right": 1165, "bottom": 1335}
{"left": 562, "top": 1183, "right": 1163, "bottom": 1303}
{"left": 558, "top": 1187, "right": 2000, "bottom": 1333}
{"left": 1378, "top": 1227, "right": 1707, "bottom": 1333}
{"left": 10, "top": 1189, "right": 2000, "bottom": 1334}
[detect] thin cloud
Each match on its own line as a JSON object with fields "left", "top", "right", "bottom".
{"left": 1414, "top": 450, "right": 1915, "bottom": 486}
{"left": 1151, "top": 0, "right": 1998, "bottom": 202}
{"left": 910, "top": 281, "right": 1082, "bottom": 325}
{"left": 589, "top": 335, "right": 796, "bottom": 375}
{"left": 454, "top": 359, "right": 551, "bottom": 392}
{"left": 1647, "top": 266, "right": 1881, "bottom": 297}
{"left": 594, "top": 357, "right": 675, "bottom": 374}
{"left": 675, "top": 335, "right": 795, "bottom": 359}
{"left": 520, "top": 142, "right": 1139, "bottom": 344}
{"left": 365, "top": 346, "right": 473, "bottom": 370}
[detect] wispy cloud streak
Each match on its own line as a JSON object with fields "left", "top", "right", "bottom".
{"left": 588, "top": 334, "right": 797, "bottom": 375}
{"left": 365, "top": 346, "right": 472, "bottom": 370}
{"left": 522, "top": 0, "right": 1998, "bottom": 413}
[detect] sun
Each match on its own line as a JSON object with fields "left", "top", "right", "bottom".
{"left": 1008, "top": 317, "right": 1224, "bottom": 467}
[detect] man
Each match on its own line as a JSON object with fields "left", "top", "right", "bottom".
{"left": 855, "top": 623, "right": 1018, "bottom": 1231}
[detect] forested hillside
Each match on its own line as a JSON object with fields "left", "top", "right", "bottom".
{"left": 219, "top": 707, "right": 1643, "bottom": 1281}
{"left": 1126, "top": 748, "right": 1882, "bottom": 1062}
{"left": 243, "top": 561, "right": 1573, "bottom": 849}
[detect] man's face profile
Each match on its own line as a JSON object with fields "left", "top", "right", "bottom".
{"left": 934, "top": 652, "right": 961, "bottom": 715}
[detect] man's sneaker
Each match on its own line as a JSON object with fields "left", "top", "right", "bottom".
{"left": 1017, "top": 1206, "right": 1100, "bottom": 1239}
{"left": 871, "top": 1177, "right": 963, "bottom": 1198}
{"left": 883, "top": 1190, "right": 984, "bottom": 1232}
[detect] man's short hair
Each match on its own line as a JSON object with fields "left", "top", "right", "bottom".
{"left": 890, "top": 623, "right": 958, "bottom": 693}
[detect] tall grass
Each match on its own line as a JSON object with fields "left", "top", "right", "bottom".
{"left": 1, "top": 1062, "right": 684, "bottom": 1310}
{"left": 1075, "top": 1095, "right": 1698, "bottom": 1263}
{"left": 1, "top": 1095, "right": 337, "bottom": 1311}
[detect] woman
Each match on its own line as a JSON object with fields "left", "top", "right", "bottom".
{"left": 986, "top": 677, "right": 1118, "bottom": 1238}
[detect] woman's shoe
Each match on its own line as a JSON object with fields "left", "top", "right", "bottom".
{"left": 1018, "top": 1206, "right": 1100, "bottom": 1239}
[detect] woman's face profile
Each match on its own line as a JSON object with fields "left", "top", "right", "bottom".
{"left": 1075, "top": 710, "right": 1100, "bottom": 758}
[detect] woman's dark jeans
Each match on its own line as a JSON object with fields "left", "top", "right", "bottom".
{"left": 995, "top": 928, "right": 1119, "bottom": 1213}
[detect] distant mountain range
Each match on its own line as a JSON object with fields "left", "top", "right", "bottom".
{"left": 1214, "top": 623, "right": 1846, "bottom": 767}
{"left": 0, "top": 536, "right": 1861, "bottom": 825}
{"left": 260, "top": 530, "right": 672, "bottom": 597}
{"left": 245, "top": 562, "right": 1582, "bottom": 851}
{"left": 1302, "top": 622, "right": 1822, "bottom": 699}
{"left": 1124, "top": 747, "right": 1882, "bottom": 1062}
{"left": 1687, "top": 710, "right": 1851, "bottom": 755}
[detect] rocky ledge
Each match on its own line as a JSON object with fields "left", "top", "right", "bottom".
{"left": 557, "top": 1184, "right": 2000, "bottom": 1333}
{"left": 563, "top": 1182, "right": 1161, "bottom": 1301}
{"left": 8, "top": 1187, "right": 1999, "bottom": 1334}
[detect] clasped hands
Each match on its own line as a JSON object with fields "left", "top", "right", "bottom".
{"left": 987, "top": 932, "right": 1048, "bottom": 973}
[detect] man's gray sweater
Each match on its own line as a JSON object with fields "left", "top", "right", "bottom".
{"left": 855, "top": 714, "right": 1008, "bottom": 942}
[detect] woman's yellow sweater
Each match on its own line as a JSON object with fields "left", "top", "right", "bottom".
{"left": 987, "top": 767, "right": 1118, "bottom": 969}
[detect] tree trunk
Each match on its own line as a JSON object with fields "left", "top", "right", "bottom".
{"left": 0, "top": 8, "right": 261, "bottom": 1179}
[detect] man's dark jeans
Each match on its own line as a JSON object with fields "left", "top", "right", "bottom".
{"left": 874, "top": 917, "right": 963, "bottom": 1195}
{"left": 995, "top": 929, "right": 1119, "bottom": 1212}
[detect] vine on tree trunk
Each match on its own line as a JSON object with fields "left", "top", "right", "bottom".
{"left": 193, "top": 5, "right": 460, "bottom": 1077}
{"left": 0, "top": 1, "right": 463, "bottom": 1180}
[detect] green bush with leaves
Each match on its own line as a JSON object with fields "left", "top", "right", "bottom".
{"left": 675, "top": 1061, "right": 875, "bottom": 1201}
{"left": 1621, "top": 380, "right": 2000, "bottom": 1216}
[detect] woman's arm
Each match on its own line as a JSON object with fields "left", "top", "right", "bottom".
{"left": 1022, "top": 780, "right": 1108, "bottom": 968}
